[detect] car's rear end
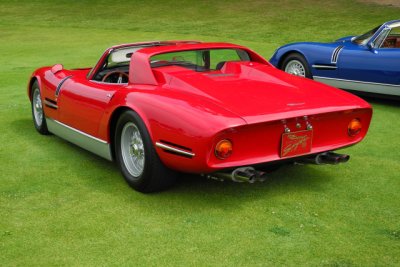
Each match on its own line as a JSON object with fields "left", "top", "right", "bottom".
{"left": 207, "top": 106, "right": 371, "bottom": 172}
{"left": 138, "top": 44, "right": 372, "bottom": 183}
{"left": 153, "top": 61, "right": 372, "bottom": 180}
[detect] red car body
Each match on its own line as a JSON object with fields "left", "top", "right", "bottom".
{"left": 28, "top": 41, "right": 372, "bottom": 191}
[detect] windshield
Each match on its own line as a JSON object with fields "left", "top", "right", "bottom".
{"left": 150, "top": 49, "right": 251, "bottom": 72}
{"left": 352, "top": 25, "right": 381, "bottom": 45}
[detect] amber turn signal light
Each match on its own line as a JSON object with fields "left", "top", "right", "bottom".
{"left": 348, "top": 118, "right": 362, "bottom": 137}
{"left": 215, "top": 139, "right": 233, "bottom": 159}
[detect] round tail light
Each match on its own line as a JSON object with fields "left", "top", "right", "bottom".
{"left": 215, "top": 139, "right": 233, "bottom": 159}
{"left": 348, "top": 118, "right": 362, "bottom": 137}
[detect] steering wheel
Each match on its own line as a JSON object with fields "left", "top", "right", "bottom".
{"left": 102, "top": 71, "right": 129, "bottom": 83}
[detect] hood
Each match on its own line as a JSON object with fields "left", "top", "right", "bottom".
{"left": 159, "top": 62, "right": 370, "bottom": 124}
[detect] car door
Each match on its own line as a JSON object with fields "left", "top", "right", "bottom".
{"left": 337, "top": 45, "right": 400, "bottom": 85}
{"left": 336, "top": 26, "right": 400, "bottom": 95}
{"left": 56, "top": 76, "right": 121, "bottom": 138}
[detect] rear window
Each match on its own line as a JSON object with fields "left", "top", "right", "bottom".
{"left": 150, "top": 49, "right": 250, "bottom": 71}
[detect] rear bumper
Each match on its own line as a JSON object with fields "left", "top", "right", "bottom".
{"left": 156, "top": 107, "right": 372, "bottom": 174}
{"left": 207, "top": 107, "right": 371, "bottom": 170}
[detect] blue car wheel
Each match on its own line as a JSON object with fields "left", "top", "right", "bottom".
{"left": 281, "top": 53, "right": 312, "bottom": 79}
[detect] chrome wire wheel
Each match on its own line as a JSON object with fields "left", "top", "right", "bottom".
{"left": 284, "top": 60, "right": 306, "bottom": 77}
{"left": 32, "top": 88, "right": 43, "bottom": 127}
{"left": 115, "top": 110, "right": 177, "bottom": 192}
{"left": 120, "top": 122, "right": 145, "bottom": 177}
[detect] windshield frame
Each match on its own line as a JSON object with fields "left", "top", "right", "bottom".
{"left": 351, "top": 25, "right": 381, "bottom": 46}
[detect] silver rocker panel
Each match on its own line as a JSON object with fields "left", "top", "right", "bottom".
{"left": 46, "top": 118, "right": 112, "bottom": 161}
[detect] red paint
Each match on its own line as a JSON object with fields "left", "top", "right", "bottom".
{"left": 28, "top": 41, "right": 373, "bottom": 173}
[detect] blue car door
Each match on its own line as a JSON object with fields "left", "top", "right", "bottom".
{"left": 338, "top": 46, "right": 400, "bottom": 85}
{"left": 336, "top": 25, "right": 400, "bottom": 96}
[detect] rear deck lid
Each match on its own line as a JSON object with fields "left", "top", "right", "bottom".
{"left": 165, "top": 62, "right": 370, "bottom": 123}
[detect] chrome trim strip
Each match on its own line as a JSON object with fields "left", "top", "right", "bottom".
{"left": 314, "top": 76, "right": 400, "bottom": 96}
{"left": 90, "top": 80, "right": 128, "bottom": 85}
{"left": 330, "top": 48, "right": 337, "bottom": 63}
{"left": 370, "top": 26, "right": 390, "bottom": 49}
{"left": 52, "top": 119, "right": 108, "bottom": 143}
{"left": 312, "top": 64, "right": 338, "bottom": 70}
{"left": 378, "top": 28, "right": 391, "bottom": 48}
{"left": 155, "top": 142, "right": 195, "bottom": 157}
{"left": 331, "top": 45, "right": 344, "bottom": 64}
{"left": 314, "top": 76, "right": 400, "bottom": 87}
{"left": 388, "top": 22, "right": 400, "bottom": 28}
{"left": 334, "top": 46, "right": 344, "bottom": 63}
{"left": 46, "top": 118, "right": 112, "bottom": 161}
{"left": 44, "top": 99, "right": 58, "bottom": 109}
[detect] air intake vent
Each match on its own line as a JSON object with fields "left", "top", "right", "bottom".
{"left": 331, "top": 45, "right": 344, "bottom": 64}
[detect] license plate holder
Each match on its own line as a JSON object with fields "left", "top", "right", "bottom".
{"left": 280, "top": 130, "right": 313, "bottom": 158}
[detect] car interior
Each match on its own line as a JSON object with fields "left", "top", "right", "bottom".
{"left": 92, "top": 47, "right": 140, "bottom": 83}
{"left": 381, "top": 27, "right": 400, "bottom": 48}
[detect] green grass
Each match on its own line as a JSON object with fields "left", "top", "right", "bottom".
{"left": 1, "top": 0, "right": 399, "bottom": 266}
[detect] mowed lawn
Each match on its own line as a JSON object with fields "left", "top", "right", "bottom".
{"left": 1, "top": 0, "right": 399, "bottom": 266}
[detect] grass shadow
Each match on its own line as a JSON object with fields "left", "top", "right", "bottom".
{"left": 151, "top": 162, "right": 337, "bottom": 212}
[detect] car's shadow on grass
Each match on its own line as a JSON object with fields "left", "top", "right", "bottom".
{"left": 142, "top": 164, "right": 338, "bottom": 213}
{"left": 173, "top": 164, "right": 334, "bottom": 196}
{"left": 12, "top": 117, "right": 337, "bottom": 207}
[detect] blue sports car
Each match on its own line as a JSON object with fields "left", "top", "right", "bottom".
{"left": 270, "top": 19, "right": 400, "bottom": 97}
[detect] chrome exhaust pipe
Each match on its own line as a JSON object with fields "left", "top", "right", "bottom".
{"left": 207, "top": 167, "right": 267, "bottom": 183}
{"left": 300, "top": 151, "right": 350, "bottom": 165}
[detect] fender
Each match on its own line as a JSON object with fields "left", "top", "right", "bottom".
{"left": 280, "top": 49, "right": 311, "bottom": 68}
{"left": 98, "top": 86, "right": 157, "bottom": 143}
{"left": 27, "top": 71, "right": 46, "bottom": 101}
{"left": 271, "top": 43, "right": 341, "bottom": 77}
{"left": 270, "top": 43, "right": 316, "bottom": 68}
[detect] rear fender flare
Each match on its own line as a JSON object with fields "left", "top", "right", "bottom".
{"left": 99, "top": 94, "right": 154, "bottom": 160}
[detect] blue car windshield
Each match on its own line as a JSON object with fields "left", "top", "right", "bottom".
{"left": 352, "top": 25, "right": 380, "bottom": 45}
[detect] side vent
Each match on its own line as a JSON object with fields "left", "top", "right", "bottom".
{"left": 44, "top": 98, "right": 58, "bottom": 109}
{"left": 55, "top": 75, "right": 72, "bottom": 98}
{"left": 331, "top": 45, "right": 344, "bottom": 64}
{"left": 155, "top": 140, "right": 195, "bottom": 158}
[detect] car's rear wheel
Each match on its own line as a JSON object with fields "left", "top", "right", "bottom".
{"left": 31, "top": 81, "right": 49, "bottom": 135}
{"left": 115, "top": 110, "right": 176, "bottom": 193}
{"left": 281, "top": 53, "right": 312, "bottom": 79}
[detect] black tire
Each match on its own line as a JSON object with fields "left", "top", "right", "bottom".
{"left": 281, "top": 53, "right": 313, "bottom": 79}
{"left": 31, "top": 81, "right": 49, "bottom": 135}
{"left": 115, "top": 110, "right": 176, "bottom": 193}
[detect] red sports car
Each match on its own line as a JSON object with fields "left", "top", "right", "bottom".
{"left": 28, "top": 41, "right": 372, "bottom": 192}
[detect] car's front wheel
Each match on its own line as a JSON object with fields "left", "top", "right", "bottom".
{"left": 31, "top": 81, "right": 49, "bottom": 135}
{"left": 281, "top": 53, "right": 312, "bottom": 79}
{"left": 115, "top": 110, "right": 176, "bottom": 193}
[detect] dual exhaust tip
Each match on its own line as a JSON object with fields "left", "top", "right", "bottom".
{"left": 207, "top": 151, "right": 350, "bottom": 183}
{"left": 207, "top": 167, "right": 267, "bottom": 183}
{"left": 299, "top": 151, "right": 350, "bottom": 165}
